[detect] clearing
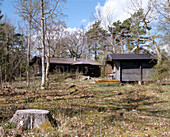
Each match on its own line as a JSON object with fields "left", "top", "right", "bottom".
{"left": 0, "top": 74, "right": 170, "bottom": 136}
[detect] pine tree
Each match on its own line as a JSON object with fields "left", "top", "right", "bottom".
{"left": 86, "top": 21, "right": 108, "bottom": 60}
{"left": 0, "top": 19, "right": 27, "bottom": 82}
{"left": 126, "top": 9, "right": 151, "bottom": 53}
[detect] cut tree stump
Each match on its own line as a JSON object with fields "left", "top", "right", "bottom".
{"left": 10, "top": 109, "right": 54, "bottom": 130}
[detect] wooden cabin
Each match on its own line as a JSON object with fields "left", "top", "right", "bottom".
{"left": 30, "top": 56, "right": 101, "bottom": 77}
{"left": 106, "top": 54, "right": 157, "bottom": 82}
{"left": 29, "top": 56, "right": 42, "bottom": 76}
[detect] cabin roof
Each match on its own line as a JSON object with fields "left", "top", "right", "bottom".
{"left": 48, "top": 57, "right": 101, "bottom": 66}
{"left": 30, "top": 56, "right": 101, "bottom": 66}
{"left": 107, "top": 54, "right": 156, "bottom": 61}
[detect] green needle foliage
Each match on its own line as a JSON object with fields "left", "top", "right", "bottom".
{"left": 0, "top": 11, "right": 27, "bottom": 82}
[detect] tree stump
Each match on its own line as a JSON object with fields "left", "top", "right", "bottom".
{"left": 10, "top": 109, "right": 53, "bottom": 130}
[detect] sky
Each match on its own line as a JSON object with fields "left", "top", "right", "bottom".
{"left": 0, "top": 0, "right": 105, "bottom": 29}
{"left": 0, "top": 0, "right": 149, "bottom": 30}
{"left": 64, "top": 0, "right": 105, "bottom": 28}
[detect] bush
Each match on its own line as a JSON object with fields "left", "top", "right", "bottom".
{"left": 153, "top": 58, "right": 170, "bottom": 91}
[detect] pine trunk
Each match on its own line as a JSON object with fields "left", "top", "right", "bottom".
{"left": 143, "top": 20, "right": 162, "bottom": 64}
{"left": 137, "top": 38, "right": 139, "bottom": 53}
{"left": 95, "top": 43, "right": 97, "bottom": 60}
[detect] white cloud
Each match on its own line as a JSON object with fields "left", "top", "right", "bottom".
{"left": 64, "top": 27, "right": 84, "bottom": 35}
{"left": 85, "top": 21, "right": 95, "bottom": 31}
{"left": 93, "top": 0, "right": 150, "bottom": 29}
{"left": 65, "top": 27, "right": 80, "bottom": 33}
{"left": 81, "top": 19, "right": 86, "bottom": 23}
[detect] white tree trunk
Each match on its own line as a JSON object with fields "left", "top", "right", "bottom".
{"left": 41, "top": 0, "right": 46, "bottom": 89}
{"left": 27, "top": 0, "right": 32, "bottom": 87}
{"left": 45, "top": 55, "right": 50, "bottom": 88}
{"left": 10, "top": 109, "right": 52, "bottom": 130}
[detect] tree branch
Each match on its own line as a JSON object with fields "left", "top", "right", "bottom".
{"left": 45, "top": 0, "right": 60, "bottom": 19}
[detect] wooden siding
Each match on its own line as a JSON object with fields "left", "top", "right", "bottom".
{"left": 106, "top": 54, "right": 157, "bottom": 82}
{"left": 120, "top": 61, "right": 140, "bottom": 81}
{"left": 115, "top": 61, "right": 120, "bottom": 80}
{"left": 122, "top": 69, "right": 141, "bottom": 81}
{"left": 113, "top": 60, "right": 155, "bottom": 82}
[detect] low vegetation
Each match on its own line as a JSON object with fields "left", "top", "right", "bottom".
{"left": 0, "top": 74, "right": 170, "bottom": 136}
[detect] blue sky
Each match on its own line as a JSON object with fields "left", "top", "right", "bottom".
{"left": 0, "top": 0, "right": 105, "bottom": 28}
{"left": 0, "top": 0, "right": 150, "bottom": 30}
{"left": 64, "top": 0, "right": 105, "bottom": 28}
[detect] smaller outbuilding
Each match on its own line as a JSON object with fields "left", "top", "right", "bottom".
{"left": 106, "top": 54, "right": 157, "bottom": 83}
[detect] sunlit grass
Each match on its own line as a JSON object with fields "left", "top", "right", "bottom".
{"left": 0, "top": 74, "right": 170, "bottom": 136}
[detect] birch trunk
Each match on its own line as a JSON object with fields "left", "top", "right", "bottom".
{"left": 41, "top": 0, "right": 46, "bottom": 89}
{"left": 27, "top": 0, "right": 32, "bottom": 87}
{"left": 45, "top": 55, "right": 50, "bottom": 88}
{"left": 45, "top": 16, "right": 50, "bottom": 88}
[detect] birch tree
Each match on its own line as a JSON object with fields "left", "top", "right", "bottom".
{"left": 15, "top": 0, "right": 39, "bottom": 87}
{"left": 40, "top": 0, "right": 66, "bottom": 89}
{"left": 15, "top": 0, "right": 66, "bottom": 89}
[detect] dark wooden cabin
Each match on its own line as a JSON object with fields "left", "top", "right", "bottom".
{"left": 106, "top": 54, "right": 157, "bottom": 82}
{"left": 29, "top": 56, "right": 42, "bottom": 76}
{"left": 30, "top": 56, "right": 101, "bottom": 77}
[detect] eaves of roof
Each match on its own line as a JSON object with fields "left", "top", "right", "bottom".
{"left": 108, "top": 54, "right": 156, "bottom": 60}
{"left": 45, "top": 57, "right": 101, "bottom": 66}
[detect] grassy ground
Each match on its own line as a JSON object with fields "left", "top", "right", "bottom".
{"left": 0, "top": 74, "right": 170, "bottom": 136}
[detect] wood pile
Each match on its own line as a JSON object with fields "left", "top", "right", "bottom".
{"left": 95, "top": 79, "right": 120, "bottom": 84}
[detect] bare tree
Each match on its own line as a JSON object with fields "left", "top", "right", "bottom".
{"left": 65, "top": 28, "right": 87, "bottom": 58}
{"left": 43, "top": 20, "right": 66, "bottom": 57}
{"left": 129, "top": 0, "right": 162, "bottom": 64}
{"left": 27, "top": 0, "right": 31, "bottom": 87}
{"left": 152, "top": 0, "right": 170, "bottom": 53}
{"left": 40, "top": 0, "right": 66, "bottom": 89}
{"left": 15, "top": 0, "right": 66, "bottom": 89}
{"left": 40, "top": 0, "right": 46, "bottom": 89}
{"left": 15, "top": 0, "right": 40, "bottom": 87}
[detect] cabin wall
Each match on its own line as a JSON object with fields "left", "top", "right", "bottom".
{"left": 141, "top": 61, "right": 155, "bottom": 81}
{"left": 32, "top": 60, "right": 41, "bottom": 76}
{"left": 115, "top": 61, "right": 121, "bottom": 80}
{"left": 112, "top": 60, "right": 155, "bottom": 82}
{"left": 50, "top": 63, "right": 100, "bottom": 77}
{"left": 121, "top": 61, "right": 141, "bottom": 82}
